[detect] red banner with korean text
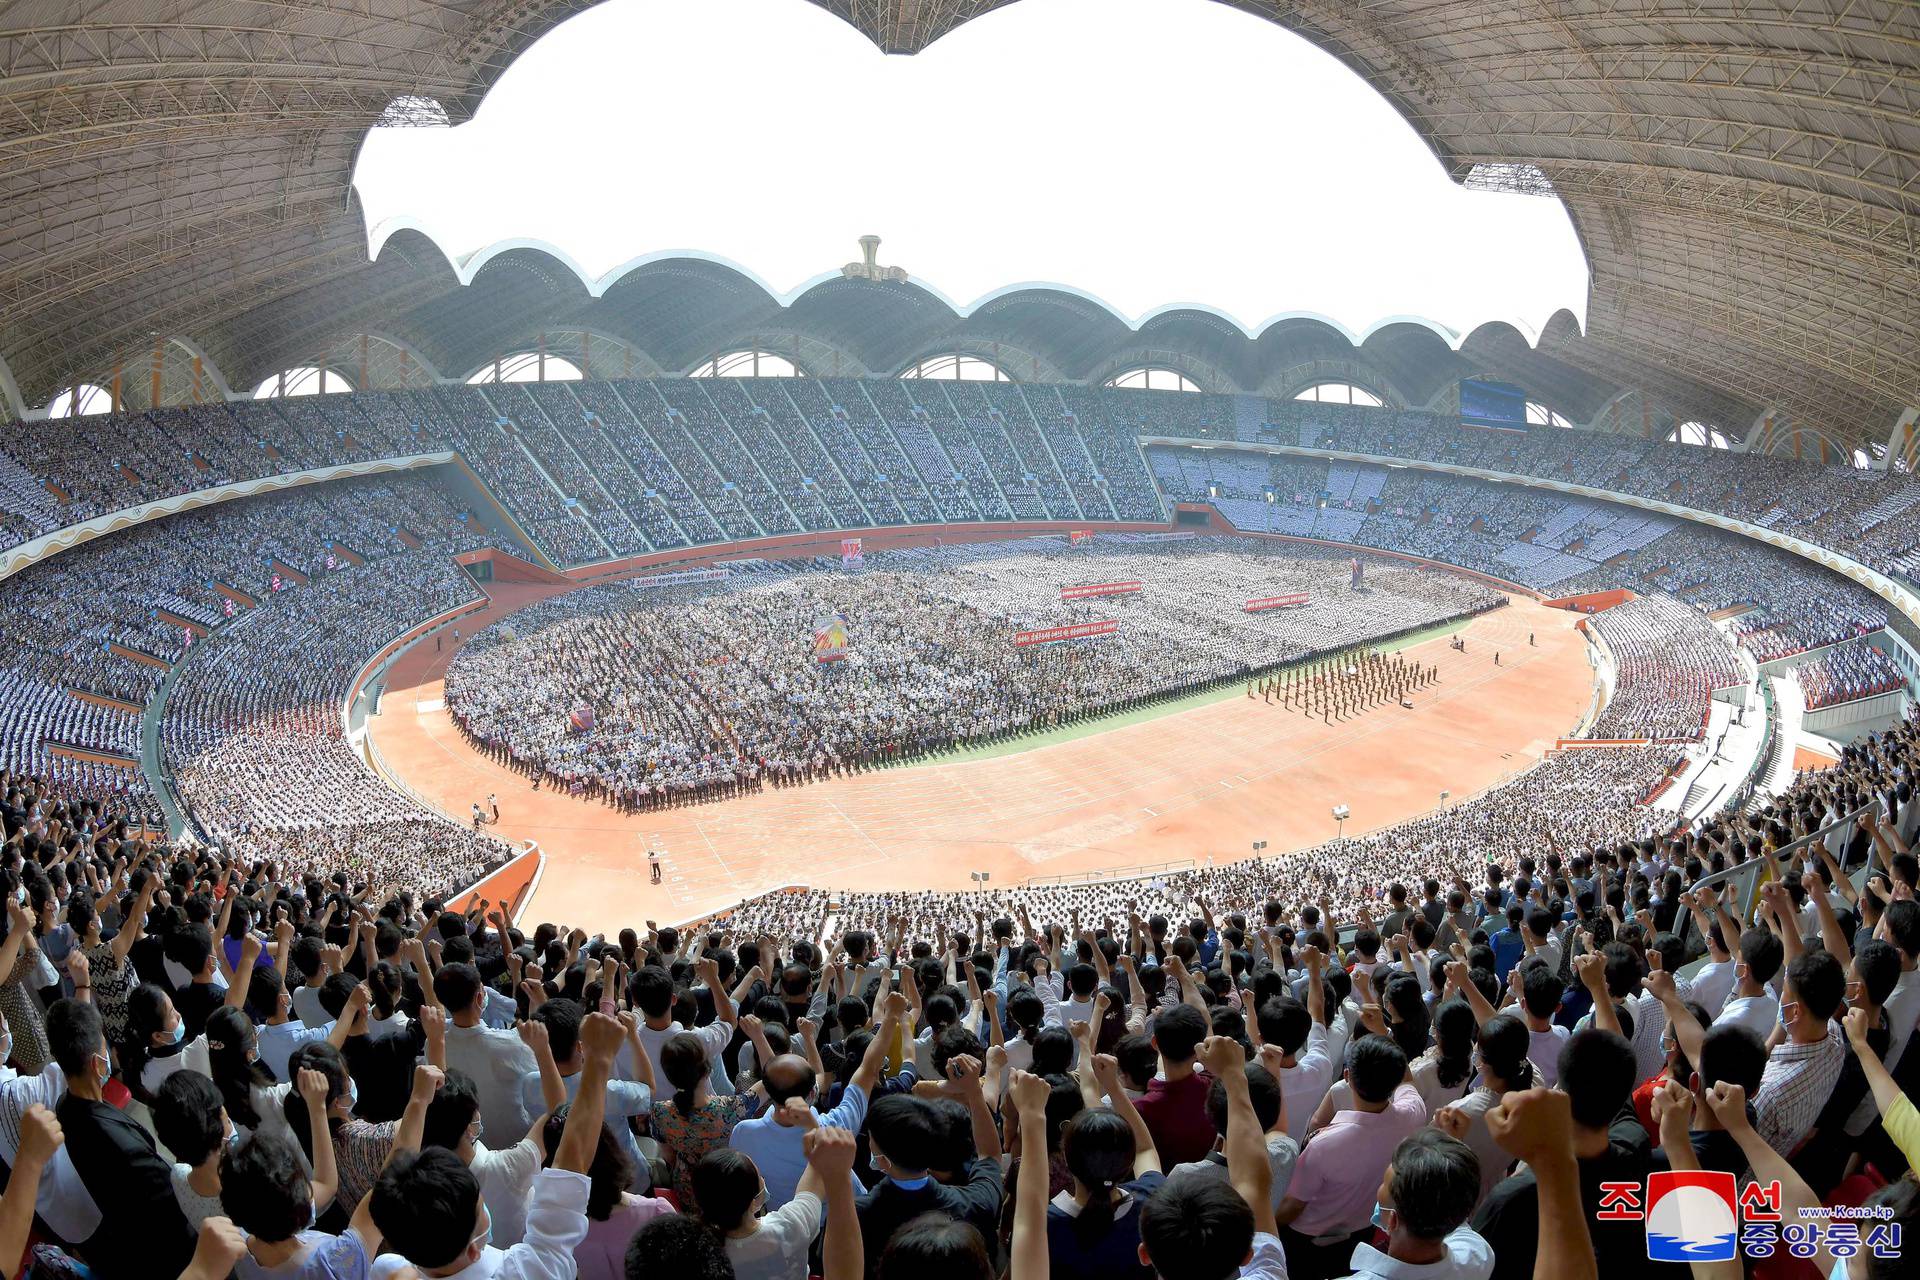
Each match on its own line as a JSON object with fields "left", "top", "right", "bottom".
{"left": 1013, "top": 619, "right": 1118, "bottom": 647}
{"left": 1243, "top": 594, "right": 1309, "bottom": 613}
{"left": 1060, "top": 581, "right": 1141, "bottom": 601}
{"left": 1068, "top": 529, "right": 1093, "bottom": 546}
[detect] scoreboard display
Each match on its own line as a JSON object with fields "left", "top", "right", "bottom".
{"left": 1459, "top": 379, "right": 1529, "bottom": 431}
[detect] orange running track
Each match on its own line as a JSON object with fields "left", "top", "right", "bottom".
{"left": 368, "top": 585, "right": 1594, "bottom": 933}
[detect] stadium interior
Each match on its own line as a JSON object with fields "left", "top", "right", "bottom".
{"left": 2, "top": 3, "right": 1919, "bottom": 1280}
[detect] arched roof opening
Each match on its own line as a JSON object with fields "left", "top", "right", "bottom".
{"left": 1526, "top": 401, "right": 1574, "bottom": 429}
{"left": 1670, "top": 421, "right": 1734, "bottom": 450}
{"left": 690, "top": 348, "right": 807, "bottom": 378}
{"left": 466, "top": 353, "right": 584, "bottom": 384}
{"left": 41, "top": 383, "right": 112, "bottom": 417}
{"left": 252, "top": 367, "right": 354, "bottom": 398}
{"left": 1294, "top": 381, "right": 1383, "bottom": 407}
{"left": 900, "top": 353, "right": 1012, "bottom": 382}
{"left": 1106, "top": 366, "right": 1200, "bottom": 392}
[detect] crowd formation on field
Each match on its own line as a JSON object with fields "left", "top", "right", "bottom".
{"left": 441, "top": 540, "right": 1499, "bottom": 806}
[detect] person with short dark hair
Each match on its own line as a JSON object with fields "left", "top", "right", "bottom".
{"left": 438, "top": 961, "right": 539, "bottom": 1147}
{"left": 1274, "top": 1035, "right": 1424, "bottom": 1280}
{"left": 1340, "top": 1129, "right": 1488, "bottom": 1280}
{"left": 1711, "top": 928, "right": 1784, "bottom": 1041}
{"left": 155, "top": 1069, "right": 233, "bottom": 1230}
{"left": 1470, "top": 1028, "right": 1649, "bottom": 1280}
{"left": 856, "top": 1092, "right": 1003, "bottom": 1278}
{"left": 1133, "top": 1003, "right": 1216, "bottom": 1166}
{"left": 1753, "top": 947, "right": 1847, "bottom": 1154}
{"left": 50, "top": 997, "right": 198, "bottom": 1278}
{"left": 219, "top": 1107, "right": 343, "bottom": 1278}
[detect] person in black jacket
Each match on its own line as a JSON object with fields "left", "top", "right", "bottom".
{"left": 855, "top": 1093, "right": 1002, "bottom": 1277}
{"left": 47, "top": 997, "right": 196, "bottom": 1279}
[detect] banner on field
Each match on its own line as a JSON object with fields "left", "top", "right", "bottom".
{"left": 1060, "top": 580, "right": 1141, "bottom": 601}
{"left": 1068, "top": 529, "right": 1093, "bottom": 546}
{"left": 812, "top": 612, "right": 850, "bottom": 663}
{"left": 1013, "top": 619, "right": 1118, "bottom": 647}
{"left": 841, "top": 537, "right": 863, "bottom": 569}
{"left": 627, "top": 567, "right": 729, "bottom": 589}
{"left": 1243, "top": 594, "right": 1309, "bottom": 613}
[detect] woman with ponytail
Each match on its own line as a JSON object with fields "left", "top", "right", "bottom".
{"left": 364, "top": 960, "right": 409, "bottom": 1041}
{"left": 1437, "top": 1011, "right": 1534, "bottom": 1209}
{"left": 1417, "top": 996, "right": 1479, "bottom": 1112}
{"left": 1044, "top": 1055, "right": 1163, "bottom": 1280}
{"left": 646, "top": 1030, "right": 766, "bottom": 1215}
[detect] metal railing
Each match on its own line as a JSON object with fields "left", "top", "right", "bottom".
{"left": 1673, "top": 797, "right": 1882, "bottom": 966}
{"left": 1023, "top": 858, "right": 1196, "bottom": 888}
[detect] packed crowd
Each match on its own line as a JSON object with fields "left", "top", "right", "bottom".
{"left": 442, "top": 539, "right": 1499, "bottom": 806}
{"left": 160, "top": 545, "right": 514, "bottom": 900}
{"left": 1800, "top": 645, "right": 1911, "bottom": 712}
{"left": 1584, "top": 595, "right": 1746, "bottom": 742}
{"left": 9, "top": 383, "right": 1920, "bottom": 597}
{"left": 0, "top": 475, "right": 492, "bottom": 830}
{"left": 0, "top": 704, "right": 1911, "bottom": 1280}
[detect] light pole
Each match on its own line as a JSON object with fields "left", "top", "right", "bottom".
{"left": 1332, "top": 804, "right": 1350, "bottom": 841}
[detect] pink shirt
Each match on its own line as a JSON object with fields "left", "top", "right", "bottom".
{"left": 1285, "top": 1083, "right": 1426, "bottom": 1237}
{"left": 572, "top": 1194, "right": 676, "bottom": 1280}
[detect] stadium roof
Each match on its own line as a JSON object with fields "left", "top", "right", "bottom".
{"left": 2, "top": 0, "right": 1914, "bottom": 457}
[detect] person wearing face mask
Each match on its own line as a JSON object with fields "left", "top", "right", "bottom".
{"left": 689, "top": 1143, "right": 829, "bottom": 1280}
{"left": 48, "top": 996, "right": 198, "bottom": 1278}
{"left": 423, "top": 1068, "right": 549, "bottom": 1248}
{"left": 1337, "top": 1129, "right": 1490, "bottom": 1280}
{"left": 1751, "top": 947, "right": 1848, "bottom": 1156}
{"left": 369, "top": 1014, "right": 620, "bottom": 1280}
{"left": 221, "top": 1120, "right": 344, "bottom": 1280}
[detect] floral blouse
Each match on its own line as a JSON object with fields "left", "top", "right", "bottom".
{"left": 647, "top": 1094, "right": 761, "bottom": 1215}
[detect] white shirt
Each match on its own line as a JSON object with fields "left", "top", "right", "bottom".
{"left": 1526, "top": 1025, "right": 1569, "bottom": 1088}
{"left": 724, "top": 1190, "right": 823, "bottom": 1280}
{"left": 624, "top": 1016, "right": 734, "bottom": 1097}
{"left": 372, "top": 1167, "right": 591, "bottom": 1280}
{"left": 1713, "top": 992, "right": 1780, "bottom": 1043}
{"left": 1279, "top": 1017, "right": 1350, "bottom": 1145}
{"left": 1335, "top": 1225, "right": 1496, "bottom": 1280}
{"left": 444, "top": 1022, "right": 539, "bottom": 1144}
{"left": 0, "top": 1062, "right": 101, "bottom": 1242}
{"left": 1241, "top": 1231, "right": 1290, "bottom": 1280}
{"left": 473, "top": 1137, "right": 543, "bottom": 1248}
{"left": 1690, "top": 959, "right": 1738, "bottom": 1016}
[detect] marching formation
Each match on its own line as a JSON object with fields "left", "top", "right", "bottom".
{"left": 1249, "top": 645, "right": 1439, "bottom": 723}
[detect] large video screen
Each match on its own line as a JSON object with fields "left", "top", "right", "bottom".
{"left": 1459, "top": 379, "right": 1529, "bottom": 431}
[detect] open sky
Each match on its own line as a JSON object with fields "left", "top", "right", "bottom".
{"left": 353, "top": 0, "right": 1589, "bottom": 341}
